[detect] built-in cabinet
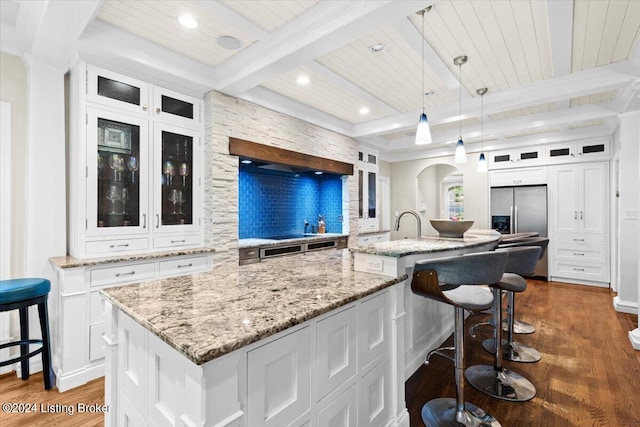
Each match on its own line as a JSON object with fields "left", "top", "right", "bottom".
{"left": 50, "top": 252, "right": 213, "bottom": 392}
{"left": 69, "top": 61, "right": 204, "bottom": 258}
{"left": 358, "top": 149, "right": 379, "bottom": 232}
{"left": 104, "top": 287, "right": 402, "bottom": 427}
{"left": 549, "top": 162, "right": 609, "bottom": 286}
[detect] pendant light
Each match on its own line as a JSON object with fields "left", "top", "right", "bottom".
{"left": 453, "top": 55, "right": 467, "bottom": 163}
{"left": 415, "top": 7, "right": 432, "bottom": 145}
{"left": 477, "top": 87, "right": 488, "bottom": 172}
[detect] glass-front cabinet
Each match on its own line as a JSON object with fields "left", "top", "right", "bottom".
{"left": 70, "top": 61, "right": 203, "bottom": 258}
{"left": 357, "top": 149, "right": 379, "bottom": 232}
{"left": 87, "top": 108, "right": 149, "bottom": 237}
{"left": 154, "top": 123, "right": 200, "bottom": 233}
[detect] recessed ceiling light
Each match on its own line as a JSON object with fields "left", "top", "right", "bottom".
{"left": 369, "top": 43, "right": 385, "bottom": 53}
{"left": 359, "top": 107, "right": 370, "bottom": 115}
{"left": 178, "top": 15, "right": 198, "bottom": 29}
{"left": 240, "top": 159, "right": 252, "bottom": 164}
{"left": 217, "top": 35, "right": 243, "bottom": 50}
{"left": 296, "top": 75, "right": 310, "bottom": 86}
{"left": 314, "top": 171, "right": 323, "bottom": 175}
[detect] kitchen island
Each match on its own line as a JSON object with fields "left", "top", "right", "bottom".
{"left": 100, "top": 250, "right": 408, "bottom": 427}
{"left": 351, "top": 230, "right": 502, "bottom": 377}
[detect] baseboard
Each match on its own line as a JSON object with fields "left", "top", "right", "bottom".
{"left": 629, "top": 329, "right": 640, "bottom": 351}
{"left": 14, "top": 358, "right": 43, "bottom": 378}
{"left": 404, "top": 319, "right": 455, "bottom": 381}
{"left": 549, "top": 276, "right": 610, "bottom": 288}
{"left": 55, "top": 363, "right": 105, "bottom": 392}
{"left": 613, "top": 296, "right": 638, "bottom": 314}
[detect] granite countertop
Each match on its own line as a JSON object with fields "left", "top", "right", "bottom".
{"left": 239, "top": 233, "right": 348, "bottom": 248}
{"left": 351, "top": 230, "right": 502, "bottom": 258}
{"left": 358, "top": 229, "right": 391, "bottom": 236}
{"left": 100, "top": 250, "right": 406, "bottom": 366}
{"left": 50, "top": 247, "right": 216, "bottom": 269}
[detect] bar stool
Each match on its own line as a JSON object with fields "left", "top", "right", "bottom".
{"left": 465, "top": 247, "right": 540, "bottom": 402}
{"left": 0, "top": 278, "right": 54, "bottom": 389}
{"left": 496, "top": 237, "right": 549, "bottom": 334}
{"left": 411, "top": 251, "right": 508, "bottom": 426}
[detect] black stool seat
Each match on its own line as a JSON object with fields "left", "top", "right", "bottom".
{"left": 0, "top": 278, "right": 54, "bottom": 390}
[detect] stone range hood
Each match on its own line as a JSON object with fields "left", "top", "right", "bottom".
{"left": 229, "top": 137, "right": 354, "bottom": 176}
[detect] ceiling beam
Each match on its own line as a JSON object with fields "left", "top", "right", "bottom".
{"left": 352, "top": 60, "right": 638, "bottom": 138}
{"left": 383, "top": 104, "right": 617, "bottom": 150}
{"left": 212, "top": 0, "right": 431, "bottom": 95}
{"left": 547, "top": 0, "right": 574, "bottom": 109}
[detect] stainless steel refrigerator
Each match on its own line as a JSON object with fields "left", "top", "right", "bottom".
{"left": 491, "top": 185, "right": 548, "bottom": 278}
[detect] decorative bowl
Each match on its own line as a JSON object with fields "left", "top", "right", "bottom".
{"left": 429, "top": 219, "right": 474, "bottom": 238}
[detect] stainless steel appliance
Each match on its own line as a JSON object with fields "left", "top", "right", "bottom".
{"left": 491, "top": 185, "right": 548, "bottom": 278}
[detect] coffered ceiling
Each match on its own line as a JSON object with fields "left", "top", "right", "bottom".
{"left": 2, "top": 0, "right": 639, "bottom": 162}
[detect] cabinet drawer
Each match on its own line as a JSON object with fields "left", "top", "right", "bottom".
{"left": 335, "top": 237, "right": 348, "bottom": 249}
{"left": 555, "top": 245, "right": 606, "bottom": 263}
{"left": 554, "top": 233, "right": 605, "bottom": 245}
{"left": 90, "top": 291, "right": 107, "bottom": 324}
{"left": 490, "top": 166, "right": 547, "bottom": 186}
{"left": 158, "top": 256, "right": 208, "bottom": 278}
{"left": 153, "top": 234, "right": 201, "bottom": 249}
{"left": 87, "top": 238, "right": 149, "bottom": 255}
{"left": 554, "top": 261, "right": 606, "bottom": 281}
{"left": 239, "top": 247, "right": 259, "bottom": 260}
{"left": 90, "top": 262, "right": 155, "bottom": 287}
{"left": 89, "top": 323, "right": 106, "bottom": 361}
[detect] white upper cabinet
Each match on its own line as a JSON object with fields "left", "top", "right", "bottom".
{"left": 87, "top": 65, "right": 150, "bottom": 116}
{"left": 358, "top": 148, "right": 379, "bottom": 232}
{"left": 488, "top": 147, "right": 543, "bottom": 170}
{"left": 544, "top": 140, "right": 610, "bottom": 165}
{"left": 70, "top": 61, "right": 204, "bottom": 258}
{"left": 152, "top": 86, "right": 201, "bottom": 128}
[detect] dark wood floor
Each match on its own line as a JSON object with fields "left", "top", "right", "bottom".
{"left": 0, "top": 280, "right": 638, "bottom": 426}
{"left": 406, "top": 280, "right": 640, "bottom": 427}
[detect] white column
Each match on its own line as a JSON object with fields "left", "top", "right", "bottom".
{"left": 23, "top": 55, "right": 67, "bottom": 279}
{"left": 632, "top": 85, "right": 640, "bottom": 350}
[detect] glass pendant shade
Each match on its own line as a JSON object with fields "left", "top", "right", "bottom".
{"left": 415, "top": 113, "right": 432, "bottom": 145}
{"left": 477, "top": 152, "right": 487, "bottom": 172}
{"left": 454, "top": 138, "right": 466, "bottom": 163}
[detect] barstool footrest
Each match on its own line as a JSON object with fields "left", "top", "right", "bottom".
{"left": 0, "top": 339, "right": 44, "bottom": 367}
{"left": 425, "top": 346, "right": 455, "bottom": 365}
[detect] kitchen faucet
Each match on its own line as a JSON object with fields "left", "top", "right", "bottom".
{"left": 394, "top": 210, "right": 422, "bottom": 239}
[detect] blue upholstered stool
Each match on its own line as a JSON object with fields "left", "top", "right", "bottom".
{"left": 0, "top": 278, "right": 54, "bottom": 389}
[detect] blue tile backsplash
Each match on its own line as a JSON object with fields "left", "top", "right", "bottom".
{"left": 239, "top": 166, "right": 343, "bottom": 239}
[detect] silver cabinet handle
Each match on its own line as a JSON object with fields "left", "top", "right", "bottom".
{"left": 580, "top": 211, "right": 583, "bottom": 220}
{"left": 573, "top": 268, "right": 585, "bottom": 272}
{"left": 573, "top": 253, "right": 585, "bottom": 256}
{"left": 109, "top": 243, "right": 129, "bottom": 248}
{"left": 115, "top": 271, "right": 135, "bottom": 277}
{"left": 573, "top": 238, "right": 585, "bottom": 242}
{"left": 156, "top": 107, "right": 161, "bottom": 114}
{"left": 156, "top": 214, "right": 160, "bottom": 228}
{"left": 574, "top": 211, "right": 577, "bottom": 219}
{"left": 177, "top": 263, "right": 193, "bottom": 269}
{"left": 142, "top": 105, "right": 148, "bottom": 111}
{"left": 171, "top": 239, "right": 186, "bottom": 244}
{"left": 143, "top": 213, "right": 147, "bottom": 229}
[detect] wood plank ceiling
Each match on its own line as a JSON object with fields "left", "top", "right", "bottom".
{"left": 87, "top": 0, "right": 640, "bottom": 159}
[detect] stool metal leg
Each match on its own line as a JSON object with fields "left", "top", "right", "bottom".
{"left": 18, "top": 307, "right": 29, "bottom": 380}
{"left": 465, "top": 288, "right": 536, "bottom": 402}
{"left": 37, "top": 298, "right": 54, "bottom": 390}
{"left": 421, "top": 307, "right": 501, "bottom": 426}
{"left": 483, "top": 291, "right": 541, "bottom": 363}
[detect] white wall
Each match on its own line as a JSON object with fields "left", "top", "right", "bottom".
{"left": 390, "top": 154, "right": 489, "bottom": 240}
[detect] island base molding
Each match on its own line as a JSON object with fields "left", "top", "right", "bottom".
{"left": 629, "top": 329, "right": 640, "bottom": 351}
{"left": 613, "top": 295, "right": 638, "bottom": 314}
{"left": 104, "top": 283, "right": 411, "bottom": 427}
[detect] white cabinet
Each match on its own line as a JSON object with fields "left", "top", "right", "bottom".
{"left": 358, "top": 149, "right": 379, "bottom": 232}
{"left": 544, "top": 140, "right": 610, "bottom": 165}
{"left": 357, "top": 232, "right": 390, "bottom": 245}
{"left": 70, "top": 61, "right": 203, "bottom": 258}
{"left": 51, "top": 253, "right": 213, "bottom": 392}
{"left": 549, "top": 162, "right": 609, "bottom": 286}
{"left": 488, "top": 147, "right": 543, "bottom": 170}
{"left": 489, "top": 166, "right": 547, "bottom": 187}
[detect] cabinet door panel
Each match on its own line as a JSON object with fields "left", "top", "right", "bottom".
{"left": 358, "top": 292, "right": 389, "bottom": 373}
{"left": 87, "top": 65, "right": 149, "bottom": 115}
{"left": 317, "top": 383, "right": 357, "bottom": 427}
{"left": 118, "top": 313, "right": 147, "bottom": 409}
{"left": 316, "top": 307, "right": 357, "bottom": 401}
{"left": 580, "top": 163, "right": 607, "bottom": 233}
{"left": 87, "top": 107, "right": 149, "bottom": 237}
{"left": 248, "top": 328, "right": 311, "bottom": 427}
{"left": 153, "top": 86, "right": 201, "bottom": 127}
{"left": 551, "top": 167, "right": 579, "bottom": 233}
{"left": 358, "top": 358, "right": 391, "bottom": 427}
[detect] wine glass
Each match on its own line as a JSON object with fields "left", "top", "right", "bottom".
{"left": 163, "top": 161, "right": 175, "bottom": 185}
{"left": 105, "top": 185, "right": 120, "bottom": 214}
{"left": 127, "top": 156, "right": 139, "bottom": 183}
{"left": 97, "top": 153, "right": 104, "bottom": 170}
{"left": 116, "top": 156, "right": 125, "bottom": 182}
{"left": 177, "top": 191, "right": 186, "bottom": 215}
{"left": 109, "top": 154, "right": 121, "bottom": 181}
{"left": 179, "top": 162, "right": 189, "bottom": 186}
{"left": 168, "top": 189, "right": 180, "bottom": 214}
{"left": 121, "top": 187, "right": 129, "bottom": 214}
